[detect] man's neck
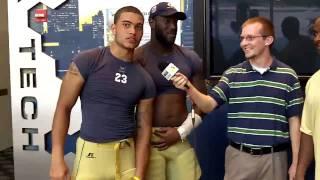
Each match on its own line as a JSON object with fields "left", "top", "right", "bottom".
{"left": 149, "top": 38, "right": 174, "bottom": 55}
{"left": 110, "top": 43, "right": 133, "bottom": 62}
{"left": 249, "top": 53, "right": 273, "bottom": 68}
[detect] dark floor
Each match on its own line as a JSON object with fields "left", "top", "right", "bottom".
{"left": 0, "top": 147, "right": 14, "bottom": 180}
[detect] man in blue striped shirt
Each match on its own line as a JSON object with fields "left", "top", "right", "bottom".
{"left": 172, "top": 16, "right": 303, "bottom": 180}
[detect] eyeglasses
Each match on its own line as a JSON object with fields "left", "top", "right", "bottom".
{"left": 239, "top": 35, "right": 268, "bottom": 42}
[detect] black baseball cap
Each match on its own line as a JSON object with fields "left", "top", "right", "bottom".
{"left": 149, "top": 2, "right": 187, "bottom": 20}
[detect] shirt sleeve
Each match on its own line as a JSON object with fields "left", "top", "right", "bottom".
{"left": 208, "top": 69, "right": 231, "bottom": 106}
{"left": 300, "top": 80, "right": 314, "bottom": 136}
{"left": 140, "top": 67, "right": 156, "bottom": 99}
{"left": 285, "top": 75, "right": 304, "bottom": 118}
{"left": 72, "top": 48, "right": 101, "bottom": 80}
{"left": 188, "top": 50, "right": 203, "bottom": 77}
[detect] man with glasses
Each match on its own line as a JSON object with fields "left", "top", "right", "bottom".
{"left": 296, "top": 16, "right": 320, "bottom": 180}
{"left": 171, "top": 16, "right": 303, "bottom": 180}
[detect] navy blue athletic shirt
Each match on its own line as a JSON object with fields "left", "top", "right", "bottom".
{"left": 73, "top": 47, "right": 156, "bottom": 143}
{"left": 134, "top": 43, "right": 202, "bottom": 95}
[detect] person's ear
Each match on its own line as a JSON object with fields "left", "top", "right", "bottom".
{"left": 149, "top": 18, "right": 155, "bottom": 28}
{"left": 111, "top": 23, "right": 116, "bottom": 34}
{"left": 265, "top": 36, "right": 274, "bottom": 46}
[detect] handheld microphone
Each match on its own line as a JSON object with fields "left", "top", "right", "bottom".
{"left": 158, "top": 61, "right": 189, "bottom": 89}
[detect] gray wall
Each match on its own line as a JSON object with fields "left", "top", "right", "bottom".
{"left": 0, "top": 0, "right": 12, "bottom": 151}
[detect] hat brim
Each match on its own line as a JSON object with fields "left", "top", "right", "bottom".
{"left": 159, "top": 11, "right": 187, "bottom": 20}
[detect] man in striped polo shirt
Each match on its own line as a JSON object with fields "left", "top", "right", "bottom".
{"left": 171, "top": 16, "right": 303, "bottom": 180}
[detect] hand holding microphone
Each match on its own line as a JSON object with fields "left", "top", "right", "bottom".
{"left": 171, "top": 73, "right": 190, "bottom": 90}
{"left": 158, "top": 62, "right": 190, "bottom": 90}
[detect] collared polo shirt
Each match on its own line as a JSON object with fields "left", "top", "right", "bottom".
{"left": 209, "top": 59, "right": 303, "bottom": 147}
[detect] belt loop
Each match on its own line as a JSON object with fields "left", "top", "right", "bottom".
{"left": 240, "top": 143, "right": 243, "bottom": 151}
{"left": 271, "top": 146, "right": 274, "bottom": 153}
{"left": 119, "top": 139, "right": 131, "bottom": 148}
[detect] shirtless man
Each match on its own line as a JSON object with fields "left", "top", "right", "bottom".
{"left": 134, "top": 2, "right": 206, "bottom": 180}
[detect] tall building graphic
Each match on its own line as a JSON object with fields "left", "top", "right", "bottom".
{"left": 47, "top": 0, "right": 79, "bottom": 32}
{"left": 105, "top": 9, "right": 115, "bottom": 44}
{"left": 42, "top": 0, "right": 81, "bottom": 78}
{"left": 181, "top": 0, "right": 194, "bottom": 49}
{"left": 28, "top": 0, "right": 106, "bottom": 78}
{"left": 92, "top": 11, "right": 104, "bottom": 47}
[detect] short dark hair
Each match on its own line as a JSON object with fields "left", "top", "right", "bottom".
{"left": 114, "top": 6, "right": 144, "bottom": 24}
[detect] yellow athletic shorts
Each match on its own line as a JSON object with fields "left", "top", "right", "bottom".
{"left": 71, "top": 137, "right": 136, "bottom": 180}
{"left": 146, "top": 131, "right": 201, "bottom": 180}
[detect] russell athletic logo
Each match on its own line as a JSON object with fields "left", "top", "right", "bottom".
{"left": 86, "top": 153, "right": 96, "bottom": 158}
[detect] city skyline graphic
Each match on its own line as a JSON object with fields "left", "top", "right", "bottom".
{"left": 28, "top": 0, "right": 194, "bottom": 78}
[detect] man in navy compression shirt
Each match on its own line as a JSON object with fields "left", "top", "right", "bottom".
{"left": 50, "top": 6, "right": 155, "bottom": 180}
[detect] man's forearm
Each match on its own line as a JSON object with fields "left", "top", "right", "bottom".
{"left": 187, "top": 83, "right": 217, "bottom": 113}
{"left": 135, "top": 98, "right": 153, "bottom": 179}
{"left": 296, "top": 133, "right": 314, "bottom": 178}
{"left": 135, "top": 125, "right": 151, "bottom": 179}
{"left": 51, "top": 107, "right": 71, "bottom": 159}
{"left": 177, "top": 113, "right": 202, "bottom": 140}
{"left": 289, "top": 117, "right": 301, "bottom": 166}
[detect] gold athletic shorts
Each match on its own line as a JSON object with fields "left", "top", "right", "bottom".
{"left": 72, "top": 137, "right": 136, "bottom": 180}
{"left": 146, "top": 130, "right": 201, "bottom": 180}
